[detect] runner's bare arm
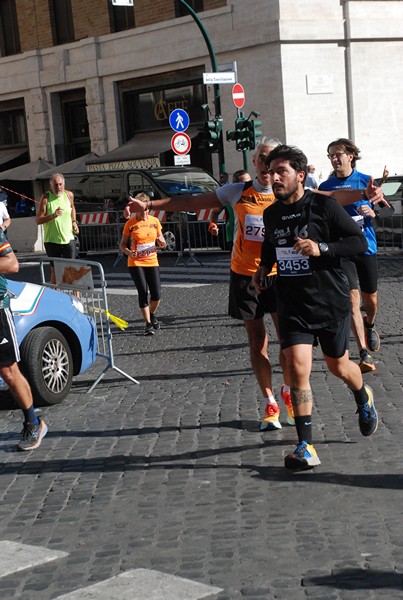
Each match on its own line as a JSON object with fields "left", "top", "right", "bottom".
{"left": 317, "top": 176, "right": 390, "bottom": 207}
{"left": 127, "top": 191, "right": 221, "bottom": 216}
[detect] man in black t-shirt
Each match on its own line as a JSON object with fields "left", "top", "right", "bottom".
{"left": 253, "top": 145, "right": 381, "bottom": 473}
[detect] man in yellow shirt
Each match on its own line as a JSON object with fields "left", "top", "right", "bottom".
{"left": 36, "top": 173, "right": 79, "bottom": 283}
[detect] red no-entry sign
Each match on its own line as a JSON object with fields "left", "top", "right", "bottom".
{"left": 232, "top": 83, "right": 245, "bottom": 109}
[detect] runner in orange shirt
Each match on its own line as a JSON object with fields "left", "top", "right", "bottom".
{"left": 119, "top": 193, "right": 166, "bottom": 336}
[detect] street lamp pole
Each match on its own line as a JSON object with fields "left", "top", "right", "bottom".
{"left": 178, "top": 0, "right": 226, "bottom": 175}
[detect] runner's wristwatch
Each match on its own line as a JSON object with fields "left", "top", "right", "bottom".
{"left": 318, "top": 242, "right": 329, "bottom": 254}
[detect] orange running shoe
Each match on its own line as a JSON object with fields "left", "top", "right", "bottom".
{"left": 280, "top": 385, "right": 295, "bottom": 426}
{"left": 260, "top": 402, "right": 282, "bottom": 431}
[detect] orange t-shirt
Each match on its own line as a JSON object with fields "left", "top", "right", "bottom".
{"left": 123, "top": 215, "right": 162, "bottom": 267}
{"left": 231, "top": 184, "right": 277, "bottom": 277}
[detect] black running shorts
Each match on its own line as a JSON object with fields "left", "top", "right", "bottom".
{"left": 228, "top": 270, "right": 277, "bottom": 321}
{"left": 278, "top": 313, "right": 351, "bottom": 359}
{"left": 342, "top": 254, "right": 378, "bottom": 294}
{"left": 44, "top": 240, "right": 77, "bottom": 259}
{"left": 0, "top": 307, "right": 20, "bottom": 366}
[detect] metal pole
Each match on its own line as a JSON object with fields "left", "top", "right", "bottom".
{"left": 242, "top": 150, "right": 248, "bottom": 171}
{"left": 342, "top": 0, "right": 355, "bottom": 141}
{"left": 178, "top": 0, "right": 226, "bottom": 175}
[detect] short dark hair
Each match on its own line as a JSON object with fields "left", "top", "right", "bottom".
{"left": 266, "top": 145, "right": 308, "bottom": 181}
{"left": 327, "top": 137, "right": 361, "bottom": 168}
{"left": 232, "top": 169, "right": 249, "bottom": 182}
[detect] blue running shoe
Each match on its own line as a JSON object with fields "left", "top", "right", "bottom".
{"left": 284, "top": 441, "right": 321, "bottom": 472}
{"left": 18, "top": 418, "right": 48, "bottom": 451}
{"left": 356, "top": 385, "right": 378, "bottom": 437}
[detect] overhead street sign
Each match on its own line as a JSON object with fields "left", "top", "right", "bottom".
{"left": 171, "top": 132, "right": 191, "bottom": 155}
{"left": 203, "top": 72, "right": 236, "bottom": 85}
{"left": 232, "top": 83, "right": 245, "bottom": 109}
{"left": 169, "top": 109, "right": 190, "bottom": 133}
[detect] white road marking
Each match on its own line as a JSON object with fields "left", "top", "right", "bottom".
{"left": 54, "top": 568, "right": 223, "bottom": 599}
{"left": 0, "top": 541, "right": 67, "bottom": 577}
{"left": 106, "top": 283, "right": 208, "bottom": 295}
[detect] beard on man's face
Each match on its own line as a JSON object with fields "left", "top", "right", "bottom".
{"left": 272, "top": 181, "right": 298, "bottom": 201}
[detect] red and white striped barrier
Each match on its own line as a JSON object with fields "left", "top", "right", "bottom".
{"left": 195, "top": 209, "right": 225, "bottom": 221}
{"left": 125, "top": 209, "right": 226, "bottom": 223}
{"left": 150, "top": 210, "right": 167, "bottom": 222}
{"left": 79, "top": 213, "right": 110, "bottom": 225}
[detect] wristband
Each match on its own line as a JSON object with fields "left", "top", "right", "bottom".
{"left": 361, "top": 189, "right": 368, "bottom": 200}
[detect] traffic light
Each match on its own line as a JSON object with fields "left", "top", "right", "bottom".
{"left": 235, "top": 117, "right": 250, "bottom": 152}
{"left": 250, "top": 117, "right": 262, "bottom": 150}
{"left": 226, "top": 112, "right": 263, "bottom": 152}
{"left": 226, "top": 128, "right": 237, "bottom": 142}
{"left": 200, "top": 117, "right": 222, "bottom": 152}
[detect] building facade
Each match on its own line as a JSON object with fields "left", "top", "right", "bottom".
{"left": 1, "top": 0, "right": 403, "bottom": 184}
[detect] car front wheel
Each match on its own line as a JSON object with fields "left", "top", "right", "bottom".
{"left": 20, "top": 326, "right": 74, "bottom": 406}
{"left": 162, "top": 230, "right": 176, "bottom": 252}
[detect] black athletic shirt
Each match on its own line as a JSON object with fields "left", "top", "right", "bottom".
{"left": 260, "top": 190, "right": 368, "bottom": 329}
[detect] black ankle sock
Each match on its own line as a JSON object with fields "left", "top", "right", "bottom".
{"left": 353, "top": 385, "right": 368, "bottom": 406}
{"left": 364, "top": 320, "right": 374, "bottom": 330}
{"left": 294, "top": 415, "right": 313, "bottom": 445}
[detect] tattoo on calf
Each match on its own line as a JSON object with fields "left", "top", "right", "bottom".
{"left": 291, "top": 387, "right": 313, "bottom": 406}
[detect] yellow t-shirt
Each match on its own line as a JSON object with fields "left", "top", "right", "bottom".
{"left": 231, "top": 184, "right": 277, "bottom": 277}
{"left": 123, "top": 214, "right": 162, "bottom": 267}
{"left": 44, "top": 191, "right": 74, "bottom": 244}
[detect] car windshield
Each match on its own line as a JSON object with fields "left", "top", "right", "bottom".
{"left": 149, "top": 170, "right": 219, "bottom": 195}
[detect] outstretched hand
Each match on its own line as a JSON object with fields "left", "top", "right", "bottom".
{"left": 124, "top": 196, "right": 148, "bottom": 219}
{"left": 365, "top": 176, "right": 391, "bottom": 208}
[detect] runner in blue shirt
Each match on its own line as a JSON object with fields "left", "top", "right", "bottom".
{"left": 319, "top": 138, "right": 380, "bottom": 373}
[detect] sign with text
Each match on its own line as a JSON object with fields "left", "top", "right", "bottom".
{"left": 87, "top": 157, "right": 160, "bottom": 171}
{"left": 203, "top": 72, "right": 236, "bottom": 85}
{"left": 174, "top": 154, "right": 191, "bottom": 166}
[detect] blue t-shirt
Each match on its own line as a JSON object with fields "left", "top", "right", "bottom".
{"left": 319, "top": 169, "right": 377, "bottom": 255}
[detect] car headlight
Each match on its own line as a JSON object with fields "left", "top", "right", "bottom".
{"left": 71, "top": 296, "right": 85, "bottom": 313}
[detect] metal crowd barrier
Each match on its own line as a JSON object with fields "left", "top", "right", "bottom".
{"left": 76, "top": 208, "right": 403, "bottom": 256}
{"left": 76, "top": 209, "right": 229, "bottom": 257}
{"left": 374, "top": 213, "right": 403, "bottom": 253}
{"left": 39, "top": 256, "right": 139, "bottom": 392}
{"left": 76, "top": 210, "right": 121, "bottom": 255}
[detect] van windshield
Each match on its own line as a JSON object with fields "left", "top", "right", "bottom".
{"left": 149, "top": 169, "right": 219, "bottom": 195}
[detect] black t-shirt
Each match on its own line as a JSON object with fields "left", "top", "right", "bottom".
{"left": 261, "top": 190, "right": 367, "bottom": 329}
